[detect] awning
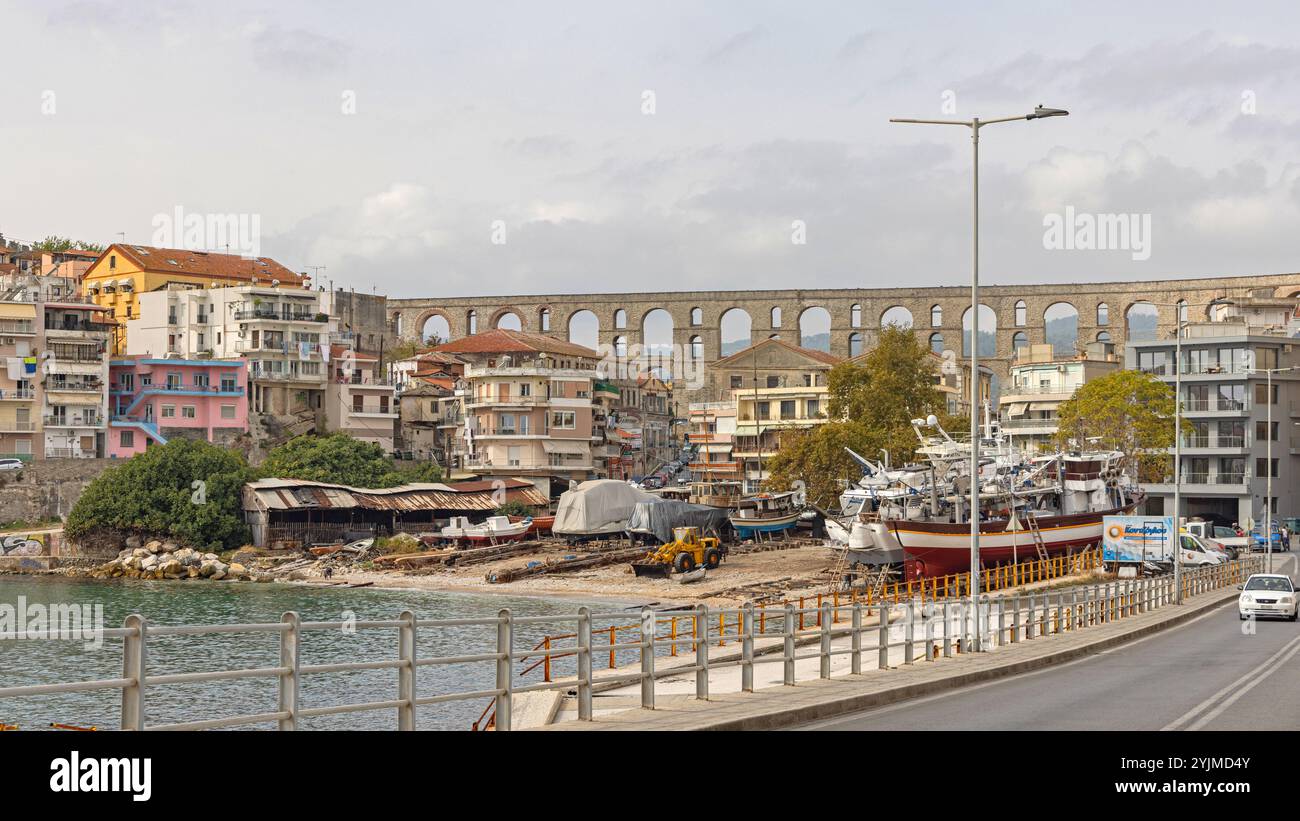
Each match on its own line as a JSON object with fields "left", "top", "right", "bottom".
{"left": 542, "top": 439, "right": 589, "bottom": 456}
{"left": 1028, "top": 401, "right": 1058, "bottom": 411}
{"left": 699, "top": 443, "right": 733, "bottom": 454}
{"left": 1006, "top": 402, "right": 1028, "bottom": 417}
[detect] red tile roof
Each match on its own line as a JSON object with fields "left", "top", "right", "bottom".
{"left": 433, "top": 328, "right": 598, "bottom": 358}
{"left": 85, "top": 244, "right": 306, "bottom": 286}
{"left": 713, "top": 336, "right": 843, "bottom": 367}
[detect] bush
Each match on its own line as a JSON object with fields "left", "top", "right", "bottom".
{"left": 66, "top": 439, "right": 252, "bottom": 549}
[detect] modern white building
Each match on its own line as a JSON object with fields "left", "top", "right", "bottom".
{"left": 998, "top": 341, "right": 1120, "bottom": 453}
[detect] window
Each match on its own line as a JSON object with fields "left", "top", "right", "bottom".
{"left": 730, "top": 375, "right": 743, "bottom": 389}
{"left": 1254, "top": 383, "right": 1277, "bottom": 405}
{"left": 182, "top": 406, "right": 196, "bottom": 419}
{"left": 161, "top": 405, "right": 176, "bottom": 418}
{"left": 779, "top": 400, "right": 796, "bottom": 419}
{"left": 220, "top": 375, "right": 237, "bottom": 392}
{"left": 1256, "top": 421, "right": 1279, "bottom": 441}
{"left": 119, "top": 373, "right": 134, "bottom": 391}
{"left": 193, "top": 373, "right": 209, "bottom": 388}
{"left": 120, "top": 430, "right": 134, "bottom": 448}
{"left": 756, "top": 401, "right": 770, "bottom": 419}
{"left": 1256, "top": 458, "right": 1279, "bottom": 478}
{"left": 766, "top": 375, "right": 779, "bottom": 388}
{"left": 1255, "top": 347, "right": 1279, "bottom": 370}
{"left": 220, "top": 405, "right": 236, "bottom": 420}
{"left": 550, "top": 411, "right": 576, "bottom": 429}
{"left": 806, "top": 399, "right": 820, "bottom": 417}
{"left": 519, "top": 382, "right": 531, "bottom": 397}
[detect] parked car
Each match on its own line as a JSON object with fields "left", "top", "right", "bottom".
{"left": 1238, "top": 573, "right": 1298, "bottom": 621}
{"left": 0, "top": 458, "right": 24, "bottom": 471}
{"left": 1178, "top": 533, "right": 1225, "bottom": 566}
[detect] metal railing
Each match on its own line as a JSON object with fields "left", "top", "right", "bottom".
{"left": 1182, "top": 398, "right": 1250, "bottom": 413}
{"left": 0, "top": 555, "right": 1259, "bottom": 731}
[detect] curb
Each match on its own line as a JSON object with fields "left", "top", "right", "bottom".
{"left": 648, "top": 587, "right": 1240, "bottom": 731}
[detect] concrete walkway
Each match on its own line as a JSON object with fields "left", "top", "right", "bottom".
{"left": 537, "top": 582, "right": 1241, "bottom": 731}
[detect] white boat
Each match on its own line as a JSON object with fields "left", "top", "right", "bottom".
{"left": 442, "top": 515, "right": 532, "bottom": 544}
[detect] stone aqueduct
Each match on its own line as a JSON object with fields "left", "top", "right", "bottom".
{"left": 388, "top": 273, "right": 1300, "bottom": 394}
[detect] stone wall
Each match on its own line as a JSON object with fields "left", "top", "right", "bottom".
{"left": 0, "top": 458, "right": 114, "bottom": 526}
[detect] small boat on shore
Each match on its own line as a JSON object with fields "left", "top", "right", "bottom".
{"left": 728, "top": 491, "right": 802, "bottom": 539}
{"left": 673, "top": 567, "right": 707, "bottom": 584}
{"left": 508, "top": 514, "right": 555, "bottom": 536}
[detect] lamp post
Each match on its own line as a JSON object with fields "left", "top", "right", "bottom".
{"left": 890, "top": 105, "right": 1068, "bottom": 650}
{"left": 1244, "top": 365, "right": 1297, "bottom": 573}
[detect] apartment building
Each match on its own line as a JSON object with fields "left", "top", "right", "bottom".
{"left": 108, "top": 358, "right": 248, "bottom": 457}
{"left": 37, "top": 301, "right": 112, "bottom": 458}
{"left": 686, "top": 402, "right": 739, "bottom": 483}
{"left": 322, "top": 345, "right": 398, "bottom": 451}
{"left": 998, "top": 341, "right": 1119, "bottom": 452}
{"left": 395, "top": 378, "right": 456, "bottom": 465}
{"left": 1128, "top": 321, "right": 1300, "bottom": 525}
{"left": 83, "top": 244, "right": 307, "bottom": 353}
{"left": 432, "top": 329, "right": 600, "bottom": 494}
{"left": 0, "top": 300, "right": 37, "bottom": 461}
{"left": 717, "top": 338, "right": 841, "bottom": 493}
{"left": 126, "top": 285, "right": 328, "bottom": 418}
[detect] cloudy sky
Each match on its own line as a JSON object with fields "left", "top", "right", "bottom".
{"left": 4, "top": 0, "right": 1300, "bottom": 302}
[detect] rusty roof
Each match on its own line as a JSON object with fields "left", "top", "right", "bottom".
{"left": 246, "top": 478, "right": 546, "bottom": 512}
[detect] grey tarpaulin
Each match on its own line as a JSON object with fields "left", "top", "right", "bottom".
{"left": 553, "top": 479, "right": 659, "bottom": 536}
{"left": 626, "top": 499, "right": 731, "bottom": 544}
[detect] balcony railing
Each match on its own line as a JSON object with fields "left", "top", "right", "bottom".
{"left": 44, "top": 381, "right": 103, "bottom": 393}
{"left": 1177, "top": 472, "right": 1248, "bottom": 485}
{"left": 44, "top": 320, "right": 113, "bottom": 333}
{"left": 43, "top": 415, "right": 103, "bottom": 428}
{"left": 0, "top": 320, "right": 35, "bottom": 335}
{"left": 1001, "top": 417, "right": 1059, "bottom": 430}
{"left": 232, "top": 310, "right": 327, "bottom": 323}
{"left": 236, "top": 341, "right": 322, "bottom": 355}
{"left": 1181, "top": 398, "right": 1250, "bottom": 412}
{"left": 0, "top": 389, "right": 34, "bottom": 400}
{"left": 0, "top": 421, "right": 35, "bottom": 432}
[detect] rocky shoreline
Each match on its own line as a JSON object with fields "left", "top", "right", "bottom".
{"left": 89, "top": 537, "right": 255, "bottom": 582}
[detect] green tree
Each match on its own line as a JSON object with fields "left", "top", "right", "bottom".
{"left": 33, "top": 236, "right": 104, "bottom": 253}
{"left": 66, "top": 439, "right": 251, "bottom": 549}
{"left": 379, "top": 461, "right": 444, "bottom": 486}
{"left": 1054, "top": 369, "right": 1175, "bottom": 481}
{"left": 495, "top": 500, "right": 535, "bottom": 518}
{"left": 765, "top": 325, "right": 963, "bottom": 508}
{"left": 260, "top": 434, "right": 403, "bottom": 487}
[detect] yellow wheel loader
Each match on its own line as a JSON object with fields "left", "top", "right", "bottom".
{"left": 631, "top": 527, "right": 724, "bottom": 578}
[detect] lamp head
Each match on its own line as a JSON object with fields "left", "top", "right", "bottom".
{"left": 1028, "top": 104, "right": 1069, "bottom": 120}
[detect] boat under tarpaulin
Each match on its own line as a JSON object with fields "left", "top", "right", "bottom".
{"left": 553, "top": 479, "right": 658, "bottom": 536}
{"left": 625, "top": 499, "right": 731, "bottom": 544}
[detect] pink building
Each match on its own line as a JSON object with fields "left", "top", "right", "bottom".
{"left": 108, "top": 357, "right": 248, "bottom": 458}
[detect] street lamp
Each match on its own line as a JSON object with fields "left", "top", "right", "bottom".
{"left": 890, "top": 104, "right": 1069, "bottom": 650}
{"left": 1243, "top": 365, "right": 1298, "bottom": 573}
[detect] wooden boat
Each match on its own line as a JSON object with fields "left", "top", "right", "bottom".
{"left": 728, "top": 491, "right": 802, "bottom": 538}
{"left": 673, "top": 567, "right": 707, "bottom": 584}
{"left": 509, "top": 514, "right": 555, "bottom": 536}
{"left": 460, "top": 515, "right": 532, "bottom": 544}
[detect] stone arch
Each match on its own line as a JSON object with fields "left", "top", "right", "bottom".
{"left": 1096, "top": 302, "right": 1110, "bottom": 326}
{"left": 690, "top": 334, "right": 703, "bottom": 361}
{"left": 720, "top": 308, "right": 752, "bottom": 357}
{"left": 799, "top": 306, "right": 831, "bottom": 352}
{"left": 962, "top": 304, "right": 997, "bottom": 357}
{"left": 614, "top": 309, "right": 627, "bottom": 330}
{"left": 880, "top": 305, "right": 913, "bottom": 329}
{"left": 642, "top": 308, "right": 674, "bottom": 362}
{"left": 1096, "top": 330, "right": 1111, "bottom": 343}
{"left": 466, "top": 309, "right": 479, "bottom": 335}
{"left": 770, "top": 306, "right": 782, "bottom": 328}
{"left": 493, "top": 310, "right": 523, "bottom": 331}
{"left": 690, "top": 307, "right": 703, "bottom": 326}
{"left": 392, "top": 312, "right": 404, "bottom": 338}
{"left": 1013, "top": 331, "right": 1029, "bottom": 351}
{"left": 929, "top": 332, "right": 945, "bottom": 353}
{"left": 418, "top": 310, "right": 452, "bottom": 344}
{"left": 930, "top": 304, "right": 942, "bottom": 328}
{"left": 1044, "top": 301, "right": 1079, "bottom": 355}
{"left": 613, "top": 335, "right": 628, "bottom": 358}
{"left": 1014, "top": 300, "right": 1027, "bottom": 327}
{"left": 538, "top": 306, "right": 552, "bottom": 332}
{"left": 850, "top": 304, "right": 862, "bottom": 328}
{"left": 1125, "top": 301, "right": 1157, "bottom": 341}
{"left": 849, "top": 332, "right": 864, "bottom": 357}
{"left": 568, "top": 309, "right": 599, "bottom": 350}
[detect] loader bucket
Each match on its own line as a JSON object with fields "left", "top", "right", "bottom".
{"left": 631, "top": 562, "right": 672, "bottom": 578}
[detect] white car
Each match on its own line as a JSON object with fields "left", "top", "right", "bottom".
{"left": 1238, "top": 573, "right": 1299, "bottom": 621}
{"left": 0, "top": 458, "right": 24, "bottom": 471}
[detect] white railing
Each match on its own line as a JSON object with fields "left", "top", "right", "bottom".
{"left": 0, "top": 558, "right": 1260, "bottom": 731}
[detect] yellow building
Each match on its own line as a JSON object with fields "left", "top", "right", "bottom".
{"left": 82, "top": 244, "right": 307, "bottom": 352}
{"left": 0, "top": 300, "right": 38, "bottom": 460}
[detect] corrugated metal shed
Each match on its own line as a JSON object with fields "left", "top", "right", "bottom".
{"left": 245, "top": 478, "right": 546, "bottom": 513}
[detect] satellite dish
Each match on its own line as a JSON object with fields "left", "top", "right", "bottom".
{"left": 926, "top": 414, "right": 938, "bottom": 427}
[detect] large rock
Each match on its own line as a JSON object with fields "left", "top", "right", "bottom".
{"left": 145, "top": 540, "right": 163, "bottom": 554}
{"left": 228, "top": 562, "right": 248, "bottom": 579}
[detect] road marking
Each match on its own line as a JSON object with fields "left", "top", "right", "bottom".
{"left": 797, "top": 597, "right": 1237, "bottom": 730}
{"left": 1163, "top": 633, "right": 1300, "bottom": 731}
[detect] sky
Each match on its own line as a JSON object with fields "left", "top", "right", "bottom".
{"left": 4, "top": 0, "right": 1300, "bottom": 307}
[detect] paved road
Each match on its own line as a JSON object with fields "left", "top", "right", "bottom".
{"left": 801, "top": 554, "right": 1300, "bottom": 731}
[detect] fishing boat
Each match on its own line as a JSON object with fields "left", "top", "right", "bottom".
{"left": 508, "top": 514, "right": 555, "bottom": 536}
{"left": 442, "top": 515, "right": 533, "bottom": 544}
{"left": 728, "top": 491, "right": 803, "bottom": 538}
{"left": 687, "top": 478, "right": 743, "bottom": 509}
{"left": 830, "top": 411, "right": 1140, "bottom": 579}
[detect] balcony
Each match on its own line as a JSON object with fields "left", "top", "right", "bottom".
{"left": 0, "top": 389, "right": 35, "bottom": 400}
{"left": 43, "top": 415, "right": 103, "bottom": 429}
{"left": 0, "top": 320, "right": 35, "bottom": 335}
{"left": 249, "top": 368, "right": 324, "bottom": 383}
{"left": 44, "top": 319, "right": 113, "bottom": 334}
{"left": 236, "top": 341, "right": 322, "bottom": 356}
{"left": 44, "top": 381, "right": 103, "bottom": 394}
{"left": 0, "top": 420, "right": 35, "bottom": 432}
{"left": 1182, "top": 398, "right": 1251, "bottom": 414}
{"left": 466, "top": 393, "right": 549, "bottom": 408}
{"left": 233, "top": 309, "right": 327, "bottom": 323}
